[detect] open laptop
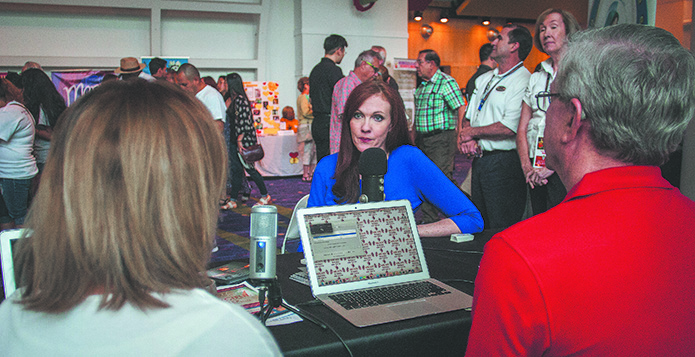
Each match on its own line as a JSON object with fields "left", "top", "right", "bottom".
{"left": 1, "top": 229, "right": 26, "bottom": 299}
{"left": 297, "top": 200, "right": 472, "bottom": 327}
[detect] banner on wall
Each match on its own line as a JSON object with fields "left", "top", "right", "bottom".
{"left": 141, "top": 57, "right": 189, "bottom": 75}
{"left": 51, "top": 70, "right": 111, "bottom": 106}
{"left": 243, "top": 81, "right": 281, "bottom": 135}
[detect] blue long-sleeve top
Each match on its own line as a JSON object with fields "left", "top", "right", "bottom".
{"left": 307, "top": 145, "right": 484, "bottom": 233}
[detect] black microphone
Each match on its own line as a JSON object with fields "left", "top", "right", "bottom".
{"left": 249, "top": 205, "right": 277, "bottom": 281}
{"left": 358, "top": 147, "right": 387, "bottom": 203}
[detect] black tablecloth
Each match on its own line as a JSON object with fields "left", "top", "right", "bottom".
{"left": 268, "top": 230, "right": 499, "bottom": 356}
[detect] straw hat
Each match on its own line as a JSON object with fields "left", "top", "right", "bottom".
{"left": 114, "top": 57, "right": 146, "bottom": 74}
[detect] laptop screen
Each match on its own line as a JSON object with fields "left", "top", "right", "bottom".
{"left": 302, "top": 204, "right": 424, "bottom": 287}
{"left": 1, "top": 229, "right": 26, "bottom": 299}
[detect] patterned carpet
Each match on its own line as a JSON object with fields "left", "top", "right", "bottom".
{"left": 210, "top": 175, "right": 311, "bottom": 266}
{"left": 208, "top": 152, "right": 472, "bottom": 266}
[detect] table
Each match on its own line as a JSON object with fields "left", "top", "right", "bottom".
{"left": 267, "top": 230, "right": 499, "bottom": 356}
{"left": 256, "top": 133, "right": 303, "bottom": 177}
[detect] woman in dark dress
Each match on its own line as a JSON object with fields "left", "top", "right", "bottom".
{"left": 221, "top": 73, "right": 270, "bottom": 209}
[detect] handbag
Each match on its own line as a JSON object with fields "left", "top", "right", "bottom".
{"left": 296, "top": 123, "right": 313, "bottom": 143}
{"left": 240, "top": 144, "right": 265, "bottom": 162}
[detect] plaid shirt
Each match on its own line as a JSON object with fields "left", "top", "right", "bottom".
{"left": 414, "top": 70, "right": 465, "bottom": 132}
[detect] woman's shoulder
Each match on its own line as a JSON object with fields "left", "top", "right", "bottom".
{"left": 529, "top": 60, "right": 553, "bottom": 82}
{"left": 529, "top": 69, "right": 550, "bottom": 80}
{"left": 0, "top": 101, "right": 26, "bottom": 115}
{"left": 390, "top": 145, "right": 427, "bottom": 162}
{"left": 315, "top": 153, "right": 339, "bottom": 172}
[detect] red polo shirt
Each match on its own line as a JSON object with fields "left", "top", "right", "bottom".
{"left": 467, "top": 166, "right": 695, "bottom": 356}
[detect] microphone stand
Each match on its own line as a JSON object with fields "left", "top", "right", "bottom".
{"left": 251, "top": 278, "right": 327, "bottom": 329}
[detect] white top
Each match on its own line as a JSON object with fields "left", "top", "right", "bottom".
{"left": 0, "top": 101, "right": 38, "bottom": 179}
{"left": 34, "top": 107, "right": 51, "bottom": 164}
{"left": 138, "top": 71, "right": 156, "bottom": 82}
{"left": 196, "top": 85, "right": 227, "bottom": 122}
{"left": 0, "top": 288, "right": 282, "bottom": 356}
{"left": 465, "top": 63, "right": 530, "bottom": 151}
{"left": 522, "top": 59, "right": 554, "bottom": 157}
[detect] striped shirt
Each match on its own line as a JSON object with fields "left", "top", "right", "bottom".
{"left": 329, "top": 71, "right": 362, "bottom": 154}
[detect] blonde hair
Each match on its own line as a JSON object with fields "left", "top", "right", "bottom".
{"left": 17, "top": 80, "right": 227, "bottom": 312}
{"left": 533, "top": 8, "right": 582, "bottom": 54}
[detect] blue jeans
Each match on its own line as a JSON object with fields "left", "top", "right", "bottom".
{"left": 471, "top": 150, "right": 527, "bottom": 229}
{"left": 0, "top": 178, "right": 32, "bottom": 225}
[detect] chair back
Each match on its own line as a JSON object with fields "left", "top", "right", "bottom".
{"left": 281, "top": 194, "right": 309, "bottom": 254}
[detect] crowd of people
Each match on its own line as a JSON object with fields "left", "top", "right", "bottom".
{"left": 0, "top": 79, "right": 281, "bottom": 355}
{"left": 122, "top": 57, "right": 271, "bottom": 209}
{"left": 300, "top": 11, "right": 581, "bottom": 233}
{"left": 1, "top": 5, "right": 695, "bottom": 355}
{"left": 303, "top": 8, "right": 695, "bottom": 356}
{"left": 0, "top": 64, "right": 65, "bottom": 230}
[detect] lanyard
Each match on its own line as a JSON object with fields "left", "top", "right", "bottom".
{"left": 535, "top": 69, "right": 553, "bottom": 111}
{"left": 477, "top": 62, "right": 524, "bottom": 111}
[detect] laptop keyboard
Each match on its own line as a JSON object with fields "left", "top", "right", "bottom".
{"left": 329, "top": 281, "right": 450, "bottom": 310}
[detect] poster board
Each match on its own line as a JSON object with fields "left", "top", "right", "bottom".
{"left": 243, "top": 81, "right": 281, "bottom": 135}
{"left": 393, "top": 58, "right": 418, "bottom": 129}
{"left": 141, "top": 57, "right": 189, "bottom": 74}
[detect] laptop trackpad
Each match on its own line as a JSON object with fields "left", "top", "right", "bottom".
{"left": 388, "top": 300, "right": 437, "bottom": 318}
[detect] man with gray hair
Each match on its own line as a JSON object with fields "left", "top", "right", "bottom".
{"left": 371, "top": 45, "right": 399, "bottom": 92}
{"left": 466, "top": 24, "right": 695, "bottom": 356}
{"left": 329, "top": 49, "right": 381, "bottom": 154}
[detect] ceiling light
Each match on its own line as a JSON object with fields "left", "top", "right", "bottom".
{"left": 439, "top": 11, "right": 449, "bottom": 23}
{"left": 482, "top": 17, "right": 491, "bottom": 26}
{"left": 414, "top": 11, "right": 423, "bottom": 22}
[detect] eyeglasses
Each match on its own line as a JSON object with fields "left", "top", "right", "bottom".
{"left": 364, "top": 60, "right": 379, "bottom": 74}
{"left": 535, "top": 91, "right": 561, "bottom": 113}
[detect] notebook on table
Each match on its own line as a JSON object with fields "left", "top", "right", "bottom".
{"left": 1, "top": 229, "right": 27, "bottom": 299}
{"left": 297, "top": 200, "right": 472, "bottom": 327}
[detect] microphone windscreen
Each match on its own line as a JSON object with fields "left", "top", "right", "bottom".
{"left": 250, "top": 205, "right": 278, "bottom": 238}
{"left": 359, "top": 148, "right": 387, "bottom": 176}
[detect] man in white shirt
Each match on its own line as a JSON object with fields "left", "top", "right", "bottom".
{"left": 176, "top": 63, "right": 226, "bottom": 132}
{"left": 460, "top": 24, "right": 532, "bottom": 229}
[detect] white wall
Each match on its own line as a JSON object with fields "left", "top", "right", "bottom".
{"left": 0, "top": 11, "right": 150, "bottom": 59}
{"left": 0, "top": 0, "right": 408, "bottom": 113}
{"left": 295, "top": 0, "right": 408, "bottom": 79}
